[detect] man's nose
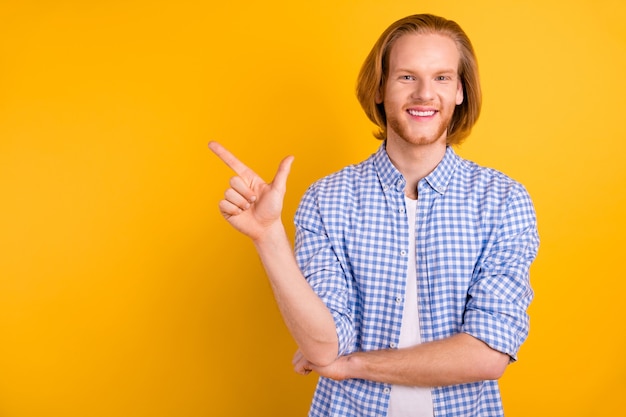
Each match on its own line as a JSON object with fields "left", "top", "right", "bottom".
{"left": 411, "top": 80, "right": 434, "bottom": 101}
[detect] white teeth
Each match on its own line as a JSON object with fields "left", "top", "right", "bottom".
{"left": 408, "top": 109, "right": 435, "bottom": 117}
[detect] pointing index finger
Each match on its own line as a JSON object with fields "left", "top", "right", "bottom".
{"left": 208, "top": 141, "right": 251, "bottom": 176}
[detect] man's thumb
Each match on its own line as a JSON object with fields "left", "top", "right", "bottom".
{"left": 272, "top": 155, "right": 295, "bottom": 191}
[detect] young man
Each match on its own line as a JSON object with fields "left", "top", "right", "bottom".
{"left": 209, "top": 14, "right": 539, "bottom": 417}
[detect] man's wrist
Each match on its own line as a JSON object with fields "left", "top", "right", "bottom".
{"left": 252, "top": 222, "right": 288, "bottom": 248}
{"left": 341, "top": 352, "right": 362, "bottom": 381}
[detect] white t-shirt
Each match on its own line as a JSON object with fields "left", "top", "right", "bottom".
{"left": 387, "top": 197, "right": 434, "bottom": 417}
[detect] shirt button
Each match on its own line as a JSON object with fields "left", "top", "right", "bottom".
{"left": 383, "top": 387, "right": 391, "bottom": 394}
{"left": 395, "top": 296, "right": 402, "bottom": 303}
{"left": 399, "top": 207, "right": 405, "bottom": 214}
{"left": 400, "top": 250, "right": 407, "bottom": 256}
{"left": 390, "top": 342, "right": 397, "bottom": 348}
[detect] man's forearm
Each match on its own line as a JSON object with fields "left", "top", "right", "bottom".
{"left": 311, "top": 332, "right": 509, "bottom": 387}
{"left": 253, "top": 223, "right": 339, "bottom": 366}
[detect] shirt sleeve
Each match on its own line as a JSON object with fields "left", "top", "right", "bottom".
{"left": 294, "top": 185, "right": 357, "bottom": 357}
{"left": 461, "top": 182, "right": 539, "bottom": 361}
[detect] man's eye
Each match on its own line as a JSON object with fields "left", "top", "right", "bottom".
{"left": 436, "top": 76, "right": 450, "bottom": 81}
{"left": 401, "top": 75, "right": 414, "bottom": 81}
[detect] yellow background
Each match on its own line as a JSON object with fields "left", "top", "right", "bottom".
{"left": 1, "top": 0, "right": 624, "bottom": 416}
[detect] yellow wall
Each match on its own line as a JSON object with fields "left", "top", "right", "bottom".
{"left": 1, "top": 0, "right": 624, "bottom": 416}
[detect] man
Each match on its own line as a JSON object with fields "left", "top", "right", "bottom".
{"left": 209, "top": 13, "right": 539, "bottom": 417}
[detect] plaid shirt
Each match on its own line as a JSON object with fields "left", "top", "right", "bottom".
{"left": 294, "top": 144, "right": 539, "bottom": 417}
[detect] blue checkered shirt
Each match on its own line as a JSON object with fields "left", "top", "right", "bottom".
{"left": 294, "top": 144, "right": 539, "bottom": 417}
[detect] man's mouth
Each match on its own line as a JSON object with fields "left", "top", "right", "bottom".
{"left": 407, "top": 109, "right": 437, "bottom": 117}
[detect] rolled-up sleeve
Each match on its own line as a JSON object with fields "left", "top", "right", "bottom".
{"left": 294, "top": 186, "right": 357, "bottom": 357}
{"left": 462, "top": 184, "right": 539, "bottom": 361}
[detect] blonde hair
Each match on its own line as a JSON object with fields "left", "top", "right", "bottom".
{"left": 356, "top": 14, "right": 481, "bottom": 145}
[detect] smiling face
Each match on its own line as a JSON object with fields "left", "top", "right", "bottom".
{"left": 378, "top": 33, "right": 464, "bottom": 148}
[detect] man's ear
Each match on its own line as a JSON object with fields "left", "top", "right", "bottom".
{"left": 375, "top": 88, "right": 383, "bottom": 104}
{"left": 455, "top": 80, "right": 464, "bottom": 105}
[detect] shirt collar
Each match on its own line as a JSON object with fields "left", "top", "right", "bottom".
{"left": 373, "top": 142, "right": 460, "bottom": 195}
{"left": 424, "top": 145, "right": 459, "bottom": 194}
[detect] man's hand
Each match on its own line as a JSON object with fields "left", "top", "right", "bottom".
{"left": 208, "top": 141, "right": 294, "bottom": 241}
{"left": 292, "top": 349, "right": 352, "bottom": 381}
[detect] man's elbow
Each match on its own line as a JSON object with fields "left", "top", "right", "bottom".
{"left": 480, "top": 351, "right": 510, "bottom": 380}
{"left": 462, "top": 333, "right": 511, "bottom": 381}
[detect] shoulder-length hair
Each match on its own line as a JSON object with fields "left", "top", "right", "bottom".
{"left": 356, "top": 14, "right": 481, "bottom": 145}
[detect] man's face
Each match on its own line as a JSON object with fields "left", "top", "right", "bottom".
{"left": 379, "top": 33, "right": 464, "bottom": 147}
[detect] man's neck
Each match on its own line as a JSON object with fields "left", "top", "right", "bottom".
{"left": 385, "top": 138, "right": 447, "bottom": 199}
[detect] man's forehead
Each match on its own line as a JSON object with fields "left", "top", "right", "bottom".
{"left": 388, "top": 33, "right": 461, "bottom": 69}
